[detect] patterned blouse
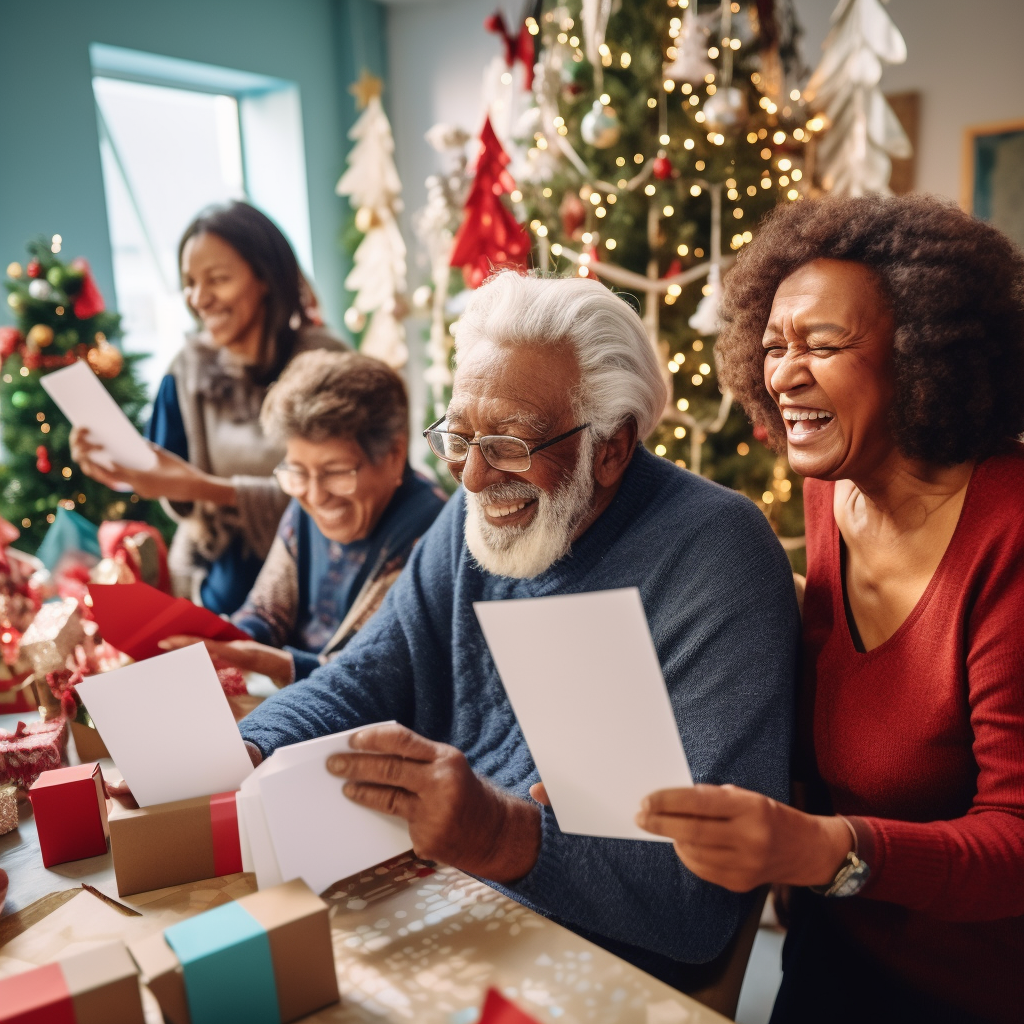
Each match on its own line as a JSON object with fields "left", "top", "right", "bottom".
{"left": 232, "top": 466, "right": 446, "bottom": 681}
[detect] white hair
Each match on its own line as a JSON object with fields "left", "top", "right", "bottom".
{"left": 453, "top": 272, "right": 668, "bottom": 439}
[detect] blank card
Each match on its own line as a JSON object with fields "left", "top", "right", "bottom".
{"left": 41, "top": 359, "right": 157, "bottom": 472}
{"left": 474, "top": 588, "right": 692, "bottom": 841}
{"left": 76, "top": 644, "right": 254, "bottom": 806}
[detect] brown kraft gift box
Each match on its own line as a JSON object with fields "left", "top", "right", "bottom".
{"left": 128, "top": 878, "right": 339, "bottom": 1024}
{"left": 109, "top": 791, "right": 242, "bottom": 897}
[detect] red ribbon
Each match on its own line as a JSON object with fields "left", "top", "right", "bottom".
{"left": 484, "top": 12, "right": 536, "bottom": 90}
{"left": 209, "top": 791, "right": 243, "bottom": 876}
{"left": 0, "top": 961, "right": 77, "bottom": 1023}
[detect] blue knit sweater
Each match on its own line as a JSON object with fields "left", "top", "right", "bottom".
{"left": 240, "top": 445, "right": 799, "bottom": 975}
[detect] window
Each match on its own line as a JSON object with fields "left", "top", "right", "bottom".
{"left": 89, "top": 45, "right": 313, "bottom": 399}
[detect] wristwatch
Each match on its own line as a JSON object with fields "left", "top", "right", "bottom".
{"left": 810, "top": 816, "right": 871, "bottom": 898}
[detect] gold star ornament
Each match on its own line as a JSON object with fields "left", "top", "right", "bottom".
{"left": 349, "top": 69, "right": 383, "bottom": 109}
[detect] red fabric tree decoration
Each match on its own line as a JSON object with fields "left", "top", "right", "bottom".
{"left": 450, "top": 118, "right": 531, "bottom": 289}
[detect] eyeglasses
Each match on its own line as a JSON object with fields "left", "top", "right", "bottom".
{"left": 273, "top": 463, "right": 361, "bottom": 498}
{"left": 423, "top": 417, "right": 590, "bottom": 473}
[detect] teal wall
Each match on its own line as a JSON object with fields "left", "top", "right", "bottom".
{"left": 0, "top": 0, "right": 386, "bottom": 340}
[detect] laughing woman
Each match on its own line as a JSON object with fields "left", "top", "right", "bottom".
{"left": 637, "top": 194, "right": 1024, "bottom": 1023}
{"left": 71, "top": 202, "right": 346, "bottom": 613}
{"left": 160, "top": 350, "right": 446, "bottom": 685}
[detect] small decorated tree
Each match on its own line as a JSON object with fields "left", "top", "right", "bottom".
{"left": 2, "top": 237, "right": 166, "bottom": 550}
{"left": 336, "top": 71, "right": 409, "bottom": 368}
{"left": 450, "top": 117, "right": 532, "bottom": 289}
{"left": 803, "top": 0, "right": 910, "bottom": 195}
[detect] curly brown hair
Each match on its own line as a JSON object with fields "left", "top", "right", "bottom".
{"left": 715, "top": 193, "right": 1024, "bottom": 463}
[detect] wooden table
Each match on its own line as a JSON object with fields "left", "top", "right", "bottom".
{"left": 1, "top": 712, "right": 727, "bottom": 1023}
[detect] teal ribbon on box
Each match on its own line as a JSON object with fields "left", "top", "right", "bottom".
{"left": 164, "top": 902, "right": 280, "bottom": 1024}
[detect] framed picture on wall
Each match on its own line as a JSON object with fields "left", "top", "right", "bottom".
{"left": 963, "top": 120, "right": 1024, "bottom": 249}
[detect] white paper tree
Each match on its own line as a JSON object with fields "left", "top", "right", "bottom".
{"left": 335, "top": 73, "right": 408, "bottom": 368}
{"left": 803, "top": 0, "right": 911, "bottom": 195}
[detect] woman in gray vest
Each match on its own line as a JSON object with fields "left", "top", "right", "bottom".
{"left": 70, "top": 201, "right": 346, "bottom": 613}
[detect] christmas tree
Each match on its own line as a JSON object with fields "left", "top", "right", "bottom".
{"left": 2, "top": 237, "right": 168, "bottom": 551}
{"left": 336, "top": 70, "right": 409, "bottom": 369}
{"left": 417, "top": 0, "right": 812, "bottom": 553}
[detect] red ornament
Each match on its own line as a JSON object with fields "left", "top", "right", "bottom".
{"left": 559, "top": 191, "right": 588, "bottom": 238}
{"left": 69, "top": 258, "right": 105, "bottom": 320}
{"left": 36, "top": 445, "right": 51, "bottom": 474}
{"left": 22, "top": 349, "right": 41, "bottom": 371}
{"left": 26, "top": 259, "right": 42, "bottom": 279}
{"left": 752, "top": 423, "right": 769, "bottom": 443}
{"left": 653, "top": 155, "right": 674, "bottom": 180}
{"left": 450, "top": 118, "right": 532, "bottom": 289}
{"left": 0, "top": 327, "right": 21, "bottom": 360}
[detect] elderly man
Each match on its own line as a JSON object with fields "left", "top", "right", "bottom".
{"left": 239, "top": 272, "right": 798, "bottom": 989}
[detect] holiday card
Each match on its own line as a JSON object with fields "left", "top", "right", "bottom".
{"left": 474, "top": 588, "right": 692, "bottom": 842}
{"left": 40, "top": 359, "right": 157, "bottom": 472}
{"left": 88, "top": 581, "right": 249, "bottom": 661}
{"left": 76, "top": 644, "right": 254, "bottom": 807}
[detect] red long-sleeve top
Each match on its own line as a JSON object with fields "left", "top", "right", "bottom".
{"left": 800, "top": 447, "right": 1024, "bottom": 1023}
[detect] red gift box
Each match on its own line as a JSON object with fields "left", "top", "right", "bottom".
{"left": 0, "top": 940, "right": 145, "bottom": 1024}
{"left": 0, "top": 716, "right": 68, "bottom": 789}
{"left": 28, "top": 762, "right": 109, "bottom": 867}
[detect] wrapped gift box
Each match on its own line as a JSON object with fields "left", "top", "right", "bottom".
{"left": 129, "top": 878, "right": 338, "bottom": 1024}
{"left": 0, "top": 715, "right": 67, "bottom": 789}
{"left": 28, "top": 761, "right": 109, "bottom": 867}
{"left": 109, "top": 791, "right": 242, "bottom": 896}
{"left": 0, "top": 940, "right": 145, "bottom": 1024}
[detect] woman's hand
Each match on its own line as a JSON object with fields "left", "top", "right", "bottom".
{"left": 158, "top": 635, "right": 294, "bottom": 687}
{"left": 69, "top": 427, "right": 236, "bottom": 505}
{"left": 636, "top": 784, "right": 854, "bottom": 893}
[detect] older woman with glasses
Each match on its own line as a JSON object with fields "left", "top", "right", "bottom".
{"left": 159, "top": 349, "right": 446, "bottom": 685}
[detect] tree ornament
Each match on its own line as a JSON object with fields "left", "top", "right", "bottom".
{"left": 343, "top": 306, "right": 367, "bottom": 333}
{"left": 653, "top": 153, "right": 674, "bottom": 180}
{"left": 26, "top": 259, "right": 42, "bottom": 279}
{"left": 0, "top": 327, "right": 21, "bottom": 360}
{"left": 664, "top": 7, "right": 716, "bottom": 84}
{"left": 6, "top": 262, "right": 23, "bottom": 279}
{"left": 354, "top": 206, "right": 381, "bottom": 233}
{"left": 10, "top": 391, "right": 29, "bottom": 409}
{"left": 27, "top": 279, "right": 53, "bottom": 302}
{"left": 86, "top": 340, "right": 123, "bottom": 378}
{"left": 45, "top": 266, "right": 64, "bottom": 289}
{"left": 69, "top": 259, "right": 105, "bottom": 319}
{"left": 560, "top": 55, "right": 593, "bottom": 98}
{"left": 559, "top": 191, "right": 588, "bottom": 238}
{"left": 450, "top": 117, "right": 531, "bottom": 289}
{"left": 26, "top": 324, "right": 55, "bottom": 349}
{"left": 703, "top": 87, "right": 748, "bottom": 133}
{"left": 580, "top": 100, "right": 621, "bottom": 148}
{"left": 35, "top": 446, "right": 51, "bottom": 474}
{"left": 803, "top": 0, "right": 911, "bottom": 195}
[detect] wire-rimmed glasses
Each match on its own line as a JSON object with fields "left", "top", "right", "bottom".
{"left": 273, "top": 463, "right": 361, "bottom": 498}
{"left": 423, "top": 417, "right": 589, "bottom": 473}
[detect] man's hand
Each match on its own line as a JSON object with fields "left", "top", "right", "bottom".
{"left": 70, "top": 427, "right": 236, "bottom": 505}
{"left": 326, "top": 723, "right": 540, "bottom": 883}
{"left": 158, "top": 635, "right": 294, "bottom": 687}
{"left": 636, "top": 784, "right": 853, "bottom": 892}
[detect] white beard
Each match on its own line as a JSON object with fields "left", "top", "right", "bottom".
{"left": 464, "top": 432, "right": 596, "bottom": 579}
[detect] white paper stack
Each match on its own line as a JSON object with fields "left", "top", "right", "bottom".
{"left": 236, "top": 723, "right": 412, "bottom": 893}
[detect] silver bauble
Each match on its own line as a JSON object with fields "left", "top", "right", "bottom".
{"left": 580, "top": 100, "right": 621, "bottom": 149}
{"left": 702, "top": 87, "right": 748, "bottom": 132}
{"left": 27, "top": 278, "right": 53, "bottom": 301}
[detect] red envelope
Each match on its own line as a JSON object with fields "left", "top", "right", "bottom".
{"left": 478, "top": 989, "right": 542, "bottom": 1024}
{"left": 88, "top": 582, "right": 250, "bottom": 662}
